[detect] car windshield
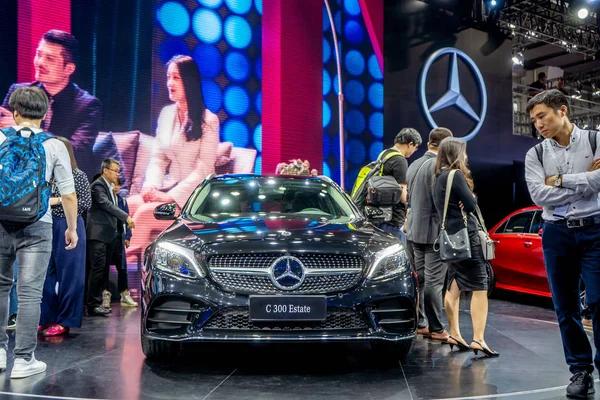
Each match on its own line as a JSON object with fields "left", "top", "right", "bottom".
{"left": 183, "top": 176, "right": 358, "bottom": 223}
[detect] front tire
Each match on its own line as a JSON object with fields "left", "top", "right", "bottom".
{"left": 141, "top": 335, "right": 180, "bottom": 360}
{"left": 371, "top": 339, "right": 413, "bottom": 360}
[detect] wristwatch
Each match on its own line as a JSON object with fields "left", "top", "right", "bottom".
{"left": 554, "top": 175, "right": 563, "bottom": 188}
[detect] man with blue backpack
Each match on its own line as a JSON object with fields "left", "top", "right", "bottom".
{"left": 0, "top": 87, "right": 78, "bottom": 379}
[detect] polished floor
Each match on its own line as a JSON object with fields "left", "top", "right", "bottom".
{"left": 0, "top": 290, "right": 595, "bottom": 400}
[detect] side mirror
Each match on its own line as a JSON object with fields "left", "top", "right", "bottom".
{"left": 538, "top": 228, "right": 543, "bottom": 236}
{"left": 154, "top": 202, "right": 177, "bottom": 220}
{"left": 364, "top": 206, "right": 385, "bottom": 222}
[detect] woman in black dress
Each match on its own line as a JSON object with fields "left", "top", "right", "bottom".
{"left": 433, "top": 138, "right": 498, "bottom": 357}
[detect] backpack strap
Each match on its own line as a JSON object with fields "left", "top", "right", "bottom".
{"left": 589, "top": 130, "right": 598, "bottom": 155}
{"left": 378, "top": 149, "right": 403, "bottom": 174}
{"left": 0, "top": 127, "right": 17, "bottom": 138}
{"left": 534, "top": 143, "right": 544, "bottom": 166}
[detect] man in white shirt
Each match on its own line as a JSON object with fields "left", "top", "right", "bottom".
{"left": 0, "top": 86, "right": 78, "bottom": 379}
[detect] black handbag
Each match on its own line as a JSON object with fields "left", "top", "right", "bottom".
{"left": 433, "top": 170, "right": 472, "bottom": 262}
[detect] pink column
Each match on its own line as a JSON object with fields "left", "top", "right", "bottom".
{"left": 18, "top": 0, "right": 71, "bottom": 82}
{"left": 359, "top": 0, "right": 384, "bottom": 72}
{"left": 262, "top": 0, "right": 323, "bottom": 175}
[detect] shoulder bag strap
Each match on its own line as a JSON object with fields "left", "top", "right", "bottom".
{"left": 410, "top": 158, "right": 433, "bottom": 195}
{"left": 474, "top": 205, "right": 488, "bottom": 232}
{"left": 440, "top": 170, "right": 456, "bottom": 231}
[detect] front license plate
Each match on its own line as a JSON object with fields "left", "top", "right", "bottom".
{"left": 249, "top": 296, "right": 327, "bottom": 322}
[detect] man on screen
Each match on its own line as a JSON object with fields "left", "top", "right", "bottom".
{"left": 0, "top": 30, "right": 102, "bottom": 179}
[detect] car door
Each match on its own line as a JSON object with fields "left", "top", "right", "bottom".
{"left": 523, "top": 210, "right": 549, "bottom": 295}
{"left": 489, "top": 211, "right": 535, "bottom": 291}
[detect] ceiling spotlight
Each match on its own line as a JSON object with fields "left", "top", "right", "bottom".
{"left": 512, "top": 52, "right": 524, "bottom": 66}
{"left": 491, "top": 0, "right": 497, "bottom": 5}
{"left": 578, "top": 7, "right": 589, "bottom": 19}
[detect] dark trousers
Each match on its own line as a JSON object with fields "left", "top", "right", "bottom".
{"left": 406, "top": 240, "right": 427, "bottom": 328}
{"left": 103, "top": 233, "right": 128, "bottom": 294}
{"left": 413, "top": 242, "right": 448, "bottom": 333}
{"left": 41, "top": 216, "right": 86, "bottom": 328}
{"left": 543, "top": 222, "right": 600, "bottom": 374}
{"left": 86, "top": 238, "right": 116, "bottom": 310}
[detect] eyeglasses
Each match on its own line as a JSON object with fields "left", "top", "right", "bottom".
{"left": 106, "top": 168, "right": 120, "bottom": 174}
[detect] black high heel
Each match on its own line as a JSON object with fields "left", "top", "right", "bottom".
{"left": 470, "top": 340, "right": 499, "bottom": 358}
{"left": 447, "top": 335, "right": 470, "bottom": 351}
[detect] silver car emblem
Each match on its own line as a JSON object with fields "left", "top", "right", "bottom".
{"left": 419, "top": 47, "right": 487, "bottom": 142}
{"left": 270, "top": 256, "right": 305, "bottom": 290}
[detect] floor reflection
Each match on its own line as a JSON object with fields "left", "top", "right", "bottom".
{"left": 0, "top": 291, "right": 580, "bottom": 400}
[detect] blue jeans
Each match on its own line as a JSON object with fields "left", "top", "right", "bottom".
{"left": 0, "top": 221, "right": 53, "bottom": 361}
{"left": 542, "top": 222, "right": 600, "bottom": 374}
{"left": 379, "top": 223, "right": 407, "bottom": 248}
{"left": 9, "top": 261, "right": 18, "bottom": 316}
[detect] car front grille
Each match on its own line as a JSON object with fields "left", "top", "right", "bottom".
{"left": 209, "top": 253, "right": 364, "bottom": 270}
{"left": 211, "top": 272, "right": 360, "bottom": 294}
{"left": 207, "top": 253, "right": 364, "bottom": 294}
{"left": 202, "top": 307, "right": 368, "bottom": 331}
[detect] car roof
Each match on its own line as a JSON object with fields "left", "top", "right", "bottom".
{"left": 210, "top": 174, "right": 330, "bottom": 182}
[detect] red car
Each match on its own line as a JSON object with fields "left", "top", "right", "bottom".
{"left": 488, "top": 206, "right": 550, "bottom": 297}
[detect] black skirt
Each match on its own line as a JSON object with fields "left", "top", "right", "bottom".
{"left": 447, "top": 230, "right": 488, "bottom": 292}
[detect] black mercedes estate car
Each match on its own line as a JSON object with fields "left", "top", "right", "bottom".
{"left": 140, "top": 174, "right": 417, "bottom": 360}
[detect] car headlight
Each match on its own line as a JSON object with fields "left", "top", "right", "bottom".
{"left": 152, "top": 241, "right": 205, "bottom": 279}
{"left": 367, "top": 244, "right": 409, "bottom": 282}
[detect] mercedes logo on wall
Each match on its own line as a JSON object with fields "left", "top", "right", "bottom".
{"left": 419, "top": 47, "right": 488, "bottom": 142}
{"left": 269, "top": 256, "right": 306, "bottom": 290}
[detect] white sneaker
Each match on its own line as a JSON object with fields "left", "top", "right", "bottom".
{"left": 11, "top": 355, "right": 46, "bottom": 379}
{"left": 120, "top": 290, "right": 138, "bottom": 307}
{"left": 102, "top": 290, "right": 112, "bottom": 311}
{"left": 0, "top": 348, "right": 6, "bottom": 371}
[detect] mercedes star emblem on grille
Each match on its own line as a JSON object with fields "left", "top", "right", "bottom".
{"left": 270, "top": 256, "right": 306, "bottom": 290}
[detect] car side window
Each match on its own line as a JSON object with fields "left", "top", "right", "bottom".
{"left": 494, "top": 220, "right": 509, "bottom": 234}
{"left": 502, "top": 212, "right": 534, "bottom": 234}
{"left": 529, "top": 211, "right": 544, "bottom": 234}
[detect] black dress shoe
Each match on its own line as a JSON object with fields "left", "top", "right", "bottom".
{"left": 567, "top": 371, "right": 595, "bottom": 399}
{"left": 88, "top": 306, "right": 110, "bottom": 316}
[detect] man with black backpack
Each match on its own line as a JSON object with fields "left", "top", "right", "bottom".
{"left": 0, "top": 87, "right": 78, "bottom": 379}
{"left": 526, "top": 89, "right": 600, "bottom": 398}
{"left": 378, "top": 128, "right": 422, "bottom": 245}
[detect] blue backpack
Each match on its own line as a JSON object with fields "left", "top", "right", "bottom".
{"left": 0, "top": 127, "right": 54, "bottom": 224}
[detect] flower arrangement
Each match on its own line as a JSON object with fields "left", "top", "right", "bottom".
{"left": 275, "top": 159, "right": 319, "bottom": 176}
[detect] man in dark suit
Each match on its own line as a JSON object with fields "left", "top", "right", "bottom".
{"left": 0, "top": 30, "right": 102, "bottom": 179}
{"left": 87, "top": 159, "right": 135, "bottom": 316}
{"left": 406, "top": 127, "right": 453, "bottom": 342}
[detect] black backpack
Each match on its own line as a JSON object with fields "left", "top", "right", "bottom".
{"left": 351, "top": 149, "right": 403, "bottom": 209}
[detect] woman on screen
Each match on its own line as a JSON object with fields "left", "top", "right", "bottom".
{"left": 128, "top": 55, "right": 219, "bottom": 254}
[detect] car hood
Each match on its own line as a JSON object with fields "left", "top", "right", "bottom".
{"left": 154, "top": 215, "right": 400, "bottom": 256}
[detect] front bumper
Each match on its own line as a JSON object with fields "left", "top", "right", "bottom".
{"left": 141, "top": 266, "right": 418, "bottom": 343}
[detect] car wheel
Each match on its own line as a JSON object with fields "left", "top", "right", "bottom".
{"left": 371, "top": 339, "right": 413, "bottom": 360}
{"left": 141, "top": 335, "right": 180, "bottom": 360}
{"left": 486, "top": 261, "right": 495, "bottom": 298}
